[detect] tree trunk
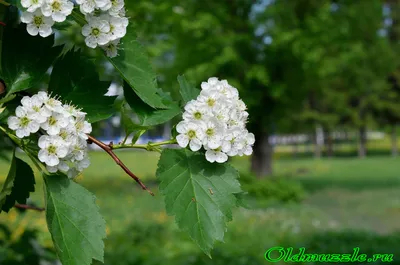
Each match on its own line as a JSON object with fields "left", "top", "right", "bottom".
{"left": 392, "top": 125, "right": 398, "bottom": 157}
{"left": 358, "top": 126, "right": 367, "bottom": 158}
{"left": 314, "top": 125, "right": 323, "bottom": 159}
{"left": 251, "top": 133, "right": 273, "bottom": 178}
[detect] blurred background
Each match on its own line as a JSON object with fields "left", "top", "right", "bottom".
{"left": 4, "top": 0, "right": 400, "bottom": 264}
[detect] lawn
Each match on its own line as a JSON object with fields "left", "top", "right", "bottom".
{"left": 2, "top": 151, "right": 400, "bottom": 264}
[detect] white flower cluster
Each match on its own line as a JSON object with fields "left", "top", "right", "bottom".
{"left": 79, "top": 0, "right": 128, "bottom": 57}
{"left": 176, "top": 77, "right": 255, "bottom": 163}
{"left": 7, "top": 92, "right": 92, "bottom": 179}
{"left": 21, "top": 0, "right": 73, "bottom": 37}
{"left": 20, "top": 0, "right": 128, "bottom": 57}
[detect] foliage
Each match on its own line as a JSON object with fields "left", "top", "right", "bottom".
{"left": 0, "top": 1, "right": 250, "bottom": 264}
{"left": 240, "top": 172, "right": 306, "bottom": 203}
{"left": 0, "top": 223, "right": 58, "bottom": 265}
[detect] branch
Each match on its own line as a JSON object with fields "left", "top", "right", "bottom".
{"left": 14, "top": 204, "right": 45, "bottom": 212}
{"left": 87, "top": 135, "right": 155, "bottom": 196}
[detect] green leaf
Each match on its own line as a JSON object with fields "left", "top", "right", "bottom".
{"left": 0, "top": 148, "right": 16, "bottom": 211}
{"left": 49, "top": 51, "right": 116, "bottom": 123}
{"left": 0, "top": 108, "right": 9, "bottom": 123}
{"left": 156, "top": 149, "right": 242, "bottom": 256}
{"left": 44, "top": 174, "right": 106, "bottom": 265}
{"left": 107, "top": 25, "right": 166, "bottom": 109}
{"left": 123, "top": 82, "right": 181, "bottom": 127}
{"left": 178, "top": 75, "right": 200, "bottom": 104}
{"left": 120, "top": 101, "right": 149, "bottom": 136}
{"left": 1, "top": 155, "right": 35, "bottom": 212}
{"left": 1, "top": 24, "right": 62, "bottom": 95}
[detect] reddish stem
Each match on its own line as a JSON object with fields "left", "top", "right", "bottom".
{"left": 87, "top": 135, "right": 154, "bottom": 196}
{"left": 14, "top": 204, "right": 45, "bottom": 212}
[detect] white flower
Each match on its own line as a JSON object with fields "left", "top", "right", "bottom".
{"left": 41, "top": 0, "right": 73, "bottom": 22}
{"left": 76, "top": 0, "right": 96, "bottom": 14}
{"left": 176, "top": 77, "right": 254, "bottom": 163}
{"left": 72, "top": 117, "right": 92, "bottom": 139}
{"left": 176, "top": 121, "right": 205, "bottom": 152}
{"left": 21, "top": 95, "right": 51, "bottom": 123}
{"left": 219, "top": 80, "right": 239, "bottom": 100}
{"left": 96, "top": 0, "right": 112, "bottom": 11}
{"left": 82, "top": 16, "right": 111, "bottom": 48}
{"left": 68, "top": 138, "right": 88, "bottom": 161}
{"left": 21, "top": 10, "right": 54, "bottom": 37}
{"left": 76, "top": 157, "right": 90, "bottom": 171}
{"left": 200, "top": 77, "right": 220, "bottom": 90}
{"left": 197, "top": 89, "right": 222, "bottom": 112}
{"left": 41, "top": 112, "right": 69, "bottom": 135}
{"left": 213, "top": 104, "right": 231, "bottom": 125}
{"left": 202, "top": 119, "right": 223, "bottom": 149}
{"left": 236, "top": 132, "right": 255, "bottom": 156}
{"left": 43, "top": 95, "right": 63, "bottom": 113}
{"left": 38, "top": 135, "right": 69, "bottom": 166}
{"left": 47, "top": 159, "right": 69, "bottom": 173}
{"left": 62, "top": 104, "right": 86, "bottom": 118}
{"left": 21, "top": 0, "right": 44, "bottom": 12}
{"left": 37, "top": 91, "right": 49, "bottom": 102}
{"left": 76, "top": 0, "right": 111, "bottom": 13}
{"left": 58, "top": 127, "right": 76, "bottom": 144}
{"left": 7, "top": 106, "right": 40, "bottom": 138}
{"left": 182, "top": 100, "right": 210, "bottom": 122}
{"left": 101, "top": 38, "right": 120, "bottom": 58}
{"left": 67, "top": 167, "right": 80, "bottom": 179}
{"left": 205, "top": 147, "right": 228, "bottom": 163}
{"left": 106, "top": 15, "right": 128, "bottom": 40}
{"left": 109, "top": 0, "right": 125, "bottom": 16}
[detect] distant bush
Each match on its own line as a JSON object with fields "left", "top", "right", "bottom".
{"left": 240, "top": 172, "right": 306, "bottom": 203}
{"left": 0, "top": 224, "right": 58, "bottom": 265}
{"left": 301, "top": 230, "right": 400, "bottom": 264}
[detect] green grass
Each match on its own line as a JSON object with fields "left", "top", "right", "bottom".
{"left": 2, "top": 151, "right": 400, "bottom": 264}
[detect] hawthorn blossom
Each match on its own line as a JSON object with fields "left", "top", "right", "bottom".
{"left": 176, "top": 77, "right": 255, "bottom": 163}
{"left": 7, "top": 107, "right": 40, "bottom": 138}
{"left": 38, "top": 135, "right": 69, "bottom": 167}
{"left": 21, "top": 0, "right": 44, "bottom": 12}
{"left": 176, "top": 121, "right": 205, "bottom": 152}
{"left": 41, "top": 112, "right": 69, "bottom": 135}
{"left": 41, "top": 0, "right": 74, "bottom": 22}
{"left": 21, "top": 10, "right": 55, "bottom": 37}
{"left": 82, "top": 16, "right": 111, "bottom": 48}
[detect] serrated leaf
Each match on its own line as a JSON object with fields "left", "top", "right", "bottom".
{"left": 120, "top": 101, "right": 149, "bottom": 136}
{"left": 49, "top": 51, "right": 116, "bottom": 123}
{"left": 0, "top": 148, "right": 16, "bottom": 211}
{"left": 123, "top": 82, "right": 181, "bottom": 127}
{"left": 1, "top": 155, "right": 35, "bottom": 212}
{"left": 156, "top": 149, "right": 242, "bottom": 256}
{"left": 178, "top": 75, "right": 200, "bottom": 104}
{"left": 108, "top": 25, "right": 166, "bottom": 109}
{"left": 44, "top": 174, "right": 106, "bottom": 265}
{"left": 1, "top": 24, "right": 62, "bottom": 95}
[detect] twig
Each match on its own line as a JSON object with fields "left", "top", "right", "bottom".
{"left": 14, "top": 204, "right": 45, "bottom": 212}
{"left": 87, "top": 135, "right": 154, "bottom": 196}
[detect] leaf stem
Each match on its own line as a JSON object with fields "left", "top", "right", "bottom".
{"left": 14, "top": 203, "right": 45, "bottom": 212}
{"left": 121, "top": 134, "right": 129, "bottom": 145}
{"left": 71, "top": 9, "right": 86, "bottom": 26}
{"left": 112, "top": 139, "right": 177, "bottom": 151}
{"left": 86, "top": 134, "right": 155, "bottom": 196}
{"left": 0, "top": 0, "right": 10, "bottom": 7}
{"left": 0, "top": 126, "right": 47, "bottom": 172}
